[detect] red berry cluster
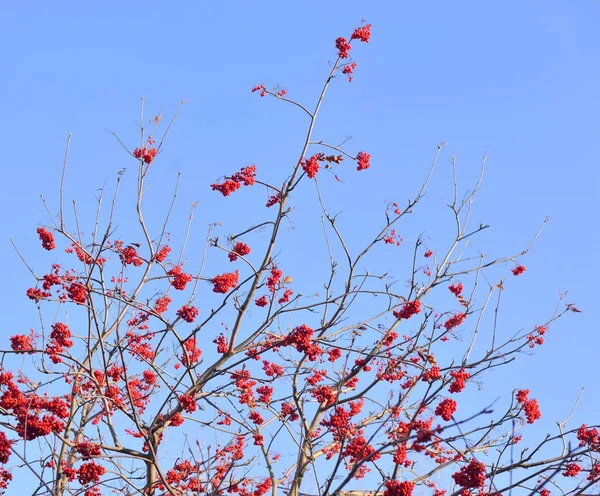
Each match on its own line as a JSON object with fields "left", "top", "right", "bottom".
{"left": 154, "top": 295, "right": 172, "bottom": 314}
{"left": 212, "top": 270, "right": 239, "bottom": 293}
{"left": 211, "top": 165, "right": 257, "bottom": 197}
{"left": 256, "top": 385, "right": 273, "bottom": 404}
{"left": 266, "top": 268, "right": 282, "bottom": 292}
{"left": 178, "top": 394, "right": 197, "bottom": 413}
{"left": 444, "top": 312, "right": 466, "bottom": 331}
{"left": 120, "top": 245, "right": 144, "bottom": 267}
{"left": 213, "top": 334, "right": 228, "bottom": 354}
{"left": 46, "top": 322, "right": 74, "bottom": 364}
{"left": 77, "top": 461, "right": 106, "bottom": 485}
{"left": 448, "top": 368, "right": 471, "bottom": 394}
{"left": 231, "top": 369, "right": 257, "bottom": 407}
{"left": 392, "top": 444, "right": 408, "bottom": 465}
{"left": 393, "top": 300, "right": 422, "bottom": 320}
{"left": 249, "top": 410, "right": 264, "bottom": 425}
{"left": 448, "top": 282, "right": 463, "bottom": 296}
{"left": 253, "top": 478, "right": 272, "bottom": 496}
{"left": 335, "top": 37, "right": 352, "bottom": 59}
{"left": 327, "top": 347, "right": 342, "bottom": 362}
{"left": 283, "top": 324, "right": 322, "bottom": 361}
{"left": 342, "top": 62, "right": 357, "bottom": 81}
{"left": 66, "top": 282, "right": 87, "bottom": 304}
{"left": 254, "top": 295, "right": 268, "bottom": 307}
{"left": 512, "top": 264, "right": 527, "bottom": 276}
{"left": 311, "top": 385, "right": 337, "bottom": 406}
{"left": 435, "top": 398, "right": 457, "bottom": 421}
{"left": 451, "top": 459, "right": 486, "bottom": 489}
{"left": 422, "top": 366, "right": 441, "bottom": 383}
{"left": 69, "top": 242, "right": 106, "bottom": 266}
{"left": 251, "top": 84, "right": 266, "bottom": 97}
{"left": 356, "top": 151, "right": 371, "bottom": 171}
{"left": 180, "top": 338, "right": 202, "bottom": 366}
{"left": 0, "top": 432, "right": 13, "bottom": 465}
{"left": 133, "top": 146, "right": 157, "bottom": 164}
{"left": 37, "top": 227, "right": 56, "bottom": 251}
{"left": 383, "top": 229, "right": 402, "bottom": 246}
{"left": 176, "top": 305, "right": 199, "bottom": 323}
{"left": 280, "top": 402, "right": 299, "bottom": 421}
{"left": 577, "top": 424, "right": 599, "bottom": 448}
{"left": 588, "top": 462, "right": 600, "bottom": 482}
{"left": 563, "top": 463, "right": 582, "bottom": 477}
{"left": 168, "top": 266, "right": 193, "bottom": 291}
{"left": 342, "top": 430, "right": 380, "bottom": 468}
{"left": 516, "top": 389, "right": 541, "bottom": 424}
{"left": 154, "top": 244, "right": 172, "bottom": 263}
{"left": 351, "top": 24, "right": 372, "bottom": 43}
{"left": 10, "top": 333, "right": 35, "bottom": 354}
{"left": 302, "top": 154, "right": 322, "bottom": 179}
{"left": 383, "top": 480, "right": 414, "bottom": 496}
{"left": 278, "top": 288, "right": 293, "bottom": 304}
{"left": 528, "top": 324, "right": 547, "bottom": 348}
{"left": 125, "top": 330, "right": 155, "bottom": 362}
{"left": 265, "top": 193, "right": 281, "bottom": 208}
{"left": 262, "top": 361, "right": 284, "bottom": 378}
{"left": 228, "top": 241, "right": 251, "bottom": 262}
{"left": 27, "top": 287, "right": 51, "bottom": 301}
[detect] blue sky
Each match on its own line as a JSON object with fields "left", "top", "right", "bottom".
{"left": 1, "top": 0, "right": 599, "bottom": 492}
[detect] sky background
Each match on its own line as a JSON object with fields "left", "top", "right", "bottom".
{"left": 1, "top": 1, "right": 599, "bottom": 493}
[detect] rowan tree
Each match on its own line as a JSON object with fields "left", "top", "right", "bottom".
{"left": 4, "top": 22, "right": 598, "bottom": 496}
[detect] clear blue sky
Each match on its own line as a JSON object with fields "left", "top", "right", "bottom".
{"left": 1, "top": 0, "right": 599, "bottom": 492}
